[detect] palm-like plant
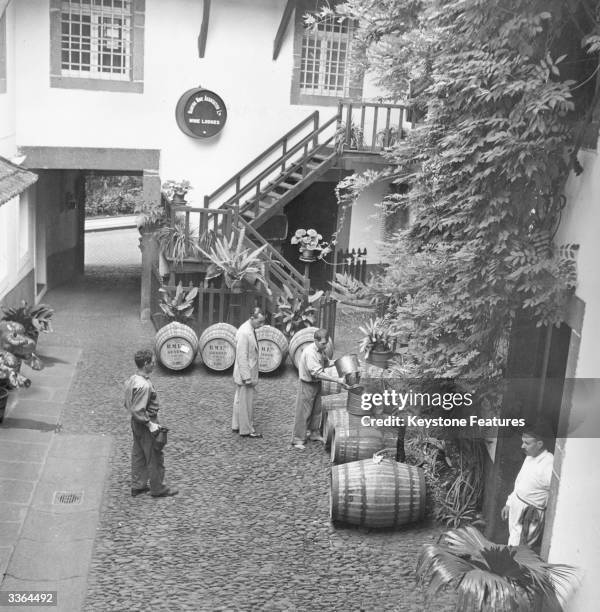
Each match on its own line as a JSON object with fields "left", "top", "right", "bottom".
{"left": 416, "top": 526, "right": 579, "bottom": 612}
{"left": 358, "top": 317, "right": 398, "bottom": 358}
{"left": 1, "top": 301, "right": 54, "bottom": 341}
{"left": 156, "top": 218, "right": 201, "bottom": 265}
{"left": 158, "top": 282, "right": 198, "bottom": 323}
{"left": 272, "top": 285, "right": 323, "bottom": 336}
{"left": 198, "top": 228, "right": 271, "bottom": 294}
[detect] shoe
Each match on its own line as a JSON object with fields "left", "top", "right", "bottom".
{"left": 131, "top": 486, "right": 150, "bottom": 497}
{"left": 240, "top": 432, "right": 263, "bottom": 438}
{"left": 232, "top": 428, "right": 239, "bottom": 433}
{"left": 151, "top": 488, "right": 179, "bottom": 498}
{"left": 309, "top": 434, "right": 325, "bottom": 443}
{"left": 291, "top": 443, "right": 306, "bottom": 450}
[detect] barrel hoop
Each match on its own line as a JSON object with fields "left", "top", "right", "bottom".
{"left": 394, "top": 461, "right": 401, "bottom": 527}
{"left": 359, "top": 460, "right": 367, "bottom": 527}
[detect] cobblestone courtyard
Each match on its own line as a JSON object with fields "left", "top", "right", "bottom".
{"left": 33, "top": 232, "right": 456, "bottom": 611}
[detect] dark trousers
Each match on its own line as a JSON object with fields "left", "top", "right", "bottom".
{"left": 131, "top": 418, "right": 167, "bottom": 495}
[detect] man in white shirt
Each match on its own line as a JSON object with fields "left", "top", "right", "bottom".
{"left": 290, "top": 328, "right": 347, "bottom": 449}
{"left": 501, "top": 426, "right": 554, "bottom": 547}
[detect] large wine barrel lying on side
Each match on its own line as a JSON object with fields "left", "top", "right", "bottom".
{"left": 255, "top": 325, "right": 288, "bottom": 373}
{"left": 320, "top": 393, "right": 347, "bottom": 441}
{"left": 330, "top": 459, "right": 426, "bottom": 528}
{"left": 288, "top": 327, "right": 334, "bottom": 369}
{"left": 154, "top": 322, "right": 199, "bottom": 371}
{"left": 330, "top": 423, "right": 387, "bottom": 465}
{"left": 198, "top": 323, "right": 237, "bottom": 371}
{"left": 324, "top": 409, "right": 359, "bottom": 451}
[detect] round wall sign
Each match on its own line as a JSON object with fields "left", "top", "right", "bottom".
{"left": 175, "top": 87, "right": 227, "bottom": 138}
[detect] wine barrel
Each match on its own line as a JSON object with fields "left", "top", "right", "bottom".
{"left": 322, "top": 366, "right": 343, "bottom": 395}
{"left": 154, "top": 322, "right": 198, "bottom": 371}
{"left": 321, "top": 392, "right": 348, "bottom": 444}
{"left": 330, "top": 458, "right": 426, "bottom": 528}
{"left": 288, "top": 327, "right": 334, "bottom": 369}
{"left": 198, "top": 323, "right": 237, "bottom": 371}
{"left": 255, "top": 325, "right": 288, "bottom": 373}
{"left": 324, "top": 409, "right": 363, "bottom": 451}
{"left": 346, "top": 386, "right": 370, "bottom": 416}
{"left": 330, "top": 423, "right": 386, "bottom": 465}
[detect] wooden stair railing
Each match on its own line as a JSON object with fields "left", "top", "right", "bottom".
{"left": 233, "top": 216, "right": 309, "bottom": 297}
{"left": 204, "top": 111, "right": 320, "bottom": 210}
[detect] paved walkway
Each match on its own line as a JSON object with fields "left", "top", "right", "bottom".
{"left": 0, "top": 270, "right": 454, "bottom": 611}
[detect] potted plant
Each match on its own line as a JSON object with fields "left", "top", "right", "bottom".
{"left": 199, "top": 228, "right": 271, "bottom": 294}
{"left": 290, "top": 228, "right": 332, "bottom": 262}
{"left": 156, "top": 218, "right": 202, "bottom": 269}
{"left": 328, "top": 272, "right": 373, "bottom": 309}
{"left": 134, "top": 199, "right": 166, "bottom": 233}
{"left": 358, "top": 317, "right": 398, "bottom": 368}
{"left": 272, "top": 284, "right": 323, "bottom": 337}
{"left": 162, "top": 179, "right": 192, "bottom": 204}
{"left": 0, "top": 381, "right": 9, "bottom": 422}
{"left": 416, "top": 525, "right": 579, "bottom": 611}
{"left": 1, "top": 301, "right": 54, "bottom": 344}
{"left": 153, "top": 281, "right": 199, "bottom": 371}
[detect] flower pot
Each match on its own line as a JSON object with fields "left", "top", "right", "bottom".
{"left": 0, "top": 387, "right": 8, "bottom": 423}
{"left": 299, "top": 249, "right": 317, "bottom": 262}
{"left": 367, "top": 349, "right": 392, "bottom": 369}
{"left": 158, "top": 250, "right": 170, "bottom": 277}
{"left": 172, "top": 193, "right": 187, "bottom": 204}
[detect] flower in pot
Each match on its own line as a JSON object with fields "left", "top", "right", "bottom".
{"left": 290, "top": 228, "right": 332, "bottom": 262}
{"left": 199, "top": 228, "right": 272, "bottom": 295}
{"left": 1, "top": 301, "right": 54, "bottom": 344}
{"left": 358, "top": 317, "right": 398, "bottom": 368}
{"left": 162, "top": 179, "right": 192, "bottom": 203}
{"left": 272, "top": 284, "right": 324, "bottom": 337}
{"left": 158, "top": 281, "right": 198, "bottom": 325}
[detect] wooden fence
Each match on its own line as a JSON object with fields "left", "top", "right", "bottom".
{"left": 335, "top": 248, "right": 368, "bottom": 283}
{"left": 150, "top": 271, "right": 337, "bottom": 340}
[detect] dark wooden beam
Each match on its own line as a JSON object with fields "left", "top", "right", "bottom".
{"left": 198, "top": 0, "right": 211, "bottom": 58}
{"left": 273, "top": 0, "right": 296, "bottom": 60}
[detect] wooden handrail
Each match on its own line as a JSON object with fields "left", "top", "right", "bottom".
{"left": 207, "top": 111, "right": 319, "bottom": 203}
{"left": 222, "top": 114, "right": 340, "bottom": 209}
{"left": 234, "top": 217, "right": 309, "bottom": 294}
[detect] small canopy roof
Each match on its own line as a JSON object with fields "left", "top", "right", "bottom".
{"left": 0, "top": 156, "right": 38, "bottom": 207}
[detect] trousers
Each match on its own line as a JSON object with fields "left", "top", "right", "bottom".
{"left": 292, "top": 380, "right": 322, "bottom": 444}
{"left": 131, "top": 418, "right": 167, "bottom": 495}
{"left": 232, "top": 384, "right": 256, "bottom": 435}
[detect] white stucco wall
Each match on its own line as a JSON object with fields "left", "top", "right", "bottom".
{"left": 0, "top": 0, "right": 16, "bottom": 157}
{"left": 13, "top": 0, "right": 346, "bottom": 203}
{"left": 548, "top": 148, "right": 600, "bottom": 610}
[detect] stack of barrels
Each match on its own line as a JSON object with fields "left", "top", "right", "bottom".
{"left": 320, "top": 361, "right": 425, "bottom": 530}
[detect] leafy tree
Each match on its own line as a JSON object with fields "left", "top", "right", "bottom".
{"left": 325, "top": 0, "right": 593, "bottom": 389}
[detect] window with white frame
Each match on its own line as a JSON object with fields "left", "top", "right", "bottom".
{"left": 61, "top": 0, "right": 131, "bottom": 80}
{"left": 50, "top": 0, "right": 144, "bottom": 92}
{"left": 300, "top": 15, "right": 352, "bottom": 97}
{"left": 292, "top": 4, "right": 362, "bottom": 106}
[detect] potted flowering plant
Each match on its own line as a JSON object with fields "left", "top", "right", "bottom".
{"left": 290, "top": 228, "right": 332, "bottom": 262}
{"left": 359, "top": 317, "right": 398, "bottom": 369}
{"left": 162, "top": 179, "right": 192, "bottom": 204}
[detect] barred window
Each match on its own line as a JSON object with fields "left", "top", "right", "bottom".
{"left": 60, "top": 0, "right": 132, "bottom": 80}
{"left": 300, "top": 15, "right": 352, "bottom": 98}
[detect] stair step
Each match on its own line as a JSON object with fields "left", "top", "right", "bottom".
{"left": 310, "top": 154, "right": 327, "bottom": 162}
{"left": 278, "top": 182, "right": 296, "bottom": 190}
{"left": 289, "top": 172, "right": 304, "bottom": 181}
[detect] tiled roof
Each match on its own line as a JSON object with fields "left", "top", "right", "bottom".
{"left": 0, "top": 156, "right": 38, "bottom": 207}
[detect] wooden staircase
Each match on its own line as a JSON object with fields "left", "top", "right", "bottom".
{"left": 203, "top": 110, "right": 341, "bottom": 228}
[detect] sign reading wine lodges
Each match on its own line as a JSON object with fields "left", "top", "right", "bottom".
{"left": 175, "top": 87, "right": 227, "bottom": 138}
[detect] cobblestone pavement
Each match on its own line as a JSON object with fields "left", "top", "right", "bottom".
{"left": 45, "top": 270, "right": 454, "bottom": 612}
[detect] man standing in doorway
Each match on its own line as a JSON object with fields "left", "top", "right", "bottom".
{"left": 501, "top": 424, "right": 554, "bottom": 548}
{"left": 124, "top": 349, "right": 178, "bottom": 498}
{"left": 291, "top": 328, "right": 347, "bottom": 450}
{"left": 232, "top": 308, "right": 265, "bottom": 439}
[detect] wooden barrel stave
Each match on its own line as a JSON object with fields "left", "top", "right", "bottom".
{"left": 321, "top": 366, "right": 343, "bottom": 395}
{"left": 255, "top": 325, "right": 288, "bottom": 373}
{"left": 330, "top": 459, "right": 426, "bottom": 528}
{"left": 198, "top": 323, "right": 237, "bottom": 371}
{"left": 154, "top": 321, "right": 199, "bottom": 371}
